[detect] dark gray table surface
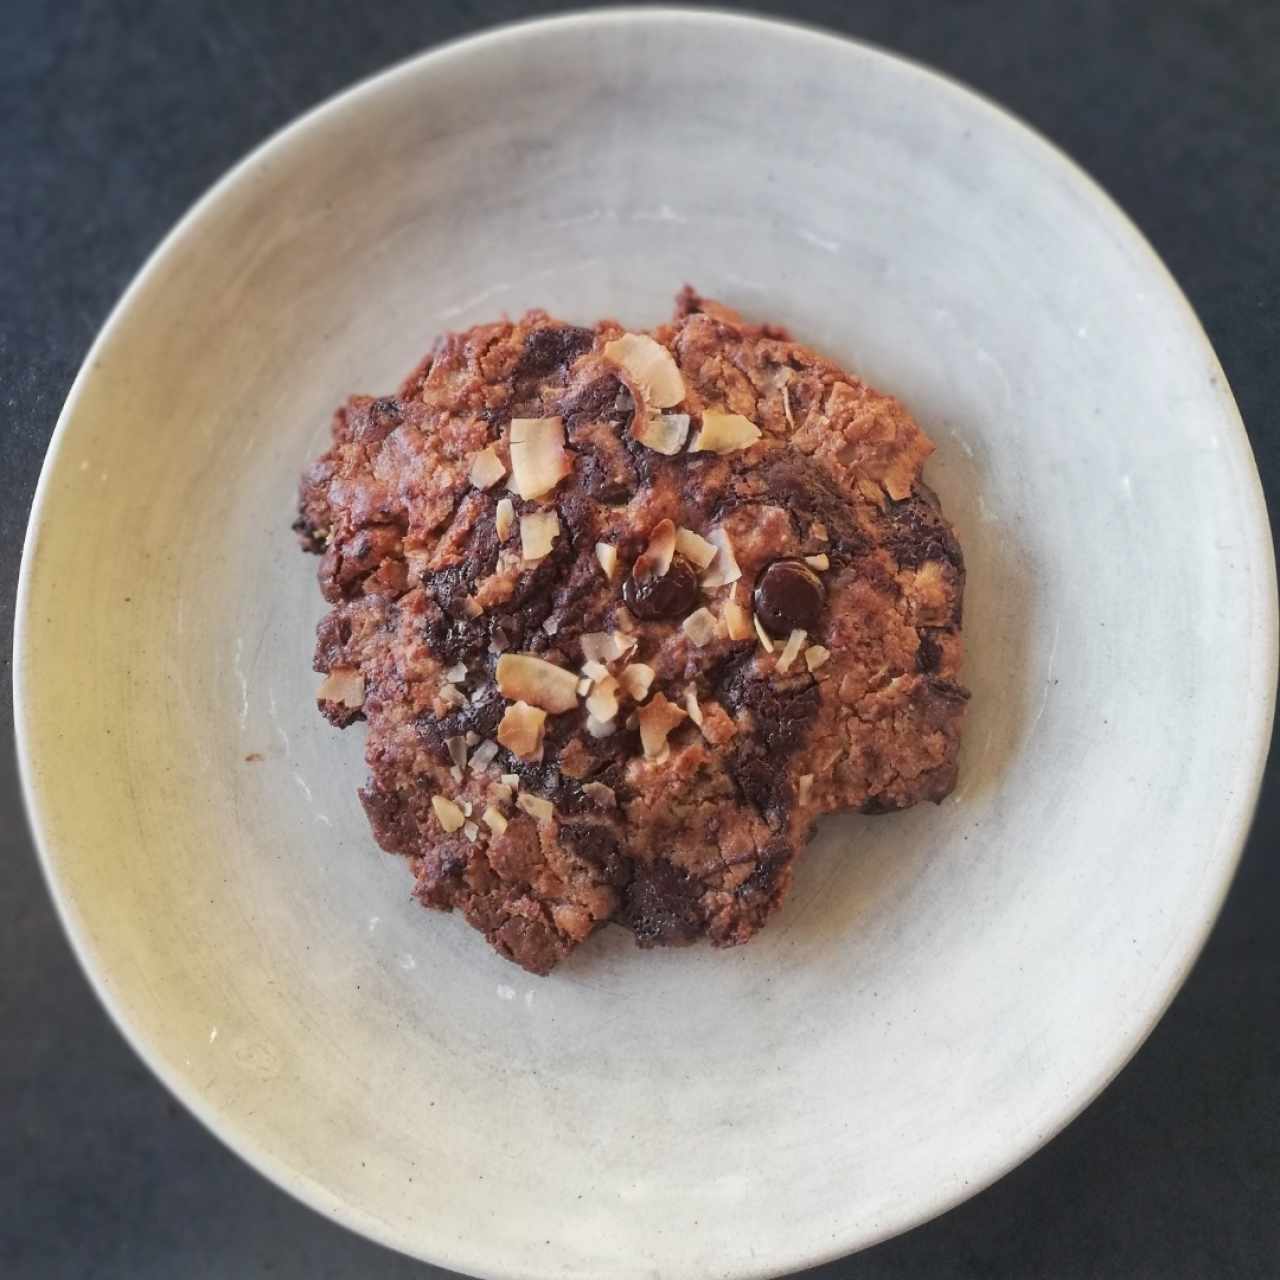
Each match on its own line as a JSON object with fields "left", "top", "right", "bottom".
{"left": 3, "top": 2, "right": 1277, "bottom": 1277}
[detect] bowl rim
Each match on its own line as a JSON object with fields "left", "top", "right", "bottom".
{"left": 14, "top": 7, "right": 1278, "bottom": 1278}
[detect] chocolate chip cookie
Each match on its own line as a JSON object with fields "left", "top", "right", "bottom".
{"left": 296, "top": 288, "right": 967, "bottom": 974}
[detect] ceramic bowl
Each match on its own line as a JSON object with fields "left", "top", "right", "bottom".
{"left": 15, "top": 11, "right": 1276, "bottom": 1279}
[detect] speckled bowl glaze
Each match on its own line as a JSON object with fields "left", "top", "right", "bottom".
{"left": 15, "top": 11, "right": 1276, "bottom": 1279}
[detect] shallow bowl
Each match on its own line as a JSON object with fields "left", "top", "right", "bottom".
{"left": 16, "top": 10, "right": 1276, "bottom": 1279}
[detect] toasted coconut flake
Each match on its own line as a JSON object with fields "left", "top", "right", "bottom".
{"left": 638, "top": 692, "right": 688, "bottom": 758}
{"left": 675, "top": 527, "right": 718, "bottom": 570}
{"left": 481, "top": 805, "right": 508, "bottom": 835}
{"left": 804, "top": 553, "right": 831, "bottom": 571}
{"left": 468, "top": 446, "right": 507, "bottom": 490}
{"left": 811, "top": 521, "right": 829, "bottom": 542}
{"left": 618, "top": 662, "right": 655, "bottom": 702}
{"left": 582, "top": 781, "right": 616, "bottom": 809}
{"left": 496, "top": 653, "right": 579, "bottom": 713}
{"left": 602, "top": 333, "right": 685, "bottom": 408}
{"left": 682, "top": 607, "right": 719, "bottom": 647}
{"left": 595, "top": 542, "right": 618, "bottom": 581}
{"left": 634, "top": 412, "right": 690, "bottom": 455}
{"left": 496, "top": 700, "right": 547, "bottom": 759}
{"left": 580, "top": 631, "right": 636, "bottom": 666}
{"left": 318, "top": 668, "right": 364, "bottom": 709}
{"left": 753, "top": 614, "right": 775, "bottom": 653}
{"left": 585, "top": 674, "right": 620, "bottom": 722}
{"left": 804, "top": 645, "right": 832, "bottom": 672}
{"left": 516, "top": 792, "right": 555, "bottom": 821}
{"left": 500, "top": 773, "right": 520, "bottom": 788}
{"left": 576, "top": 676, "right": 592, "bottom": 696}
{"left": 698, "top": 699, "right": 737, "bottom": 746}
{"left": 431, "top": 795, "right": 466, "bottom": 833}
{"left": 495, "top": 497, "right": 515, "bottom": 541}
{"left": 684, "top": 688, "right": 704, "bottom": 726}
{"left": 445, "top": 735, "right": 468, "bottom": 769}
{"left": 520, "top": 509, "right": 560, "bottom": 561}
{"left": 690, "top": 410, "right": 762, "bottom": 454}
{"left": 585, "top": 714, "right": 616, "bottom": 739}
{"left": 581, "top": 660, "right": 611, "bottom": 682}
{"left": 437, "top": 683, "right": 467, "bottom": 709}
{"left": 857, "top": 478, "right": 887, "bottom": 508}
{"left": 634, "top": 518, "right": 677, "bottom": 581}
{"left": 782, "top": 383, "right": 795, "bottom": 429}
{"left": 776, "top": 628, "right": 807, "bottom": 673}
{"left": 509, "top": 417, "right": 571, "bottom": 499}
{"left": 722, "top": 599, "right": 753, "bottom": 641}
{"left": 798, "top": 774, "right": 814, "bottom": 805}
{"left": 700, "top": 527, "right": 742, "bottom": 589}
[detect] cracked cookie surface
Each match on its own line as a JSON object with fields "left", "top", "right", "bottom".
{"left": 296, "top": 288, "right": 967, "bottom": 974}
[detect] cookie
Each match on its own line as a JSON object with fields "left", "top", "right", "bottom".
{"left": 296, "top": 288, "right": 967, "bottom": 974}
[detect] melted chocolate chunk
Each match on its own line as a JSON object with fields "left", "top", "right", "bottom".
{"left": 418, "top": 597, "right": 491, "bottom": 670}
{"left": 559, "top": 371, "right": 625, "bottom": 429}
{"left": 736, "top": 843, "right": 790, "bottom": 900}
{"left": 623, "top": 556, "right": 700, "bottom": 620}
{"left": 753, "top": 559, "right": 825, "bottom": 635}
{"left": 916, "top": 629, "right": 942, "bottom": 673}
{"left": 715, "top": 656, "right": 820, "bottom": 825}
{"left": 560, "top": 820, "right": 632, "bottom": 887}
{"left": 724, "top": 455, "right": 866, "bottom": 563}
{"left": 623, "top": 860, "right": 704, "bottom": 947}
{"left": 727, "top": 756, "right": 795, "bottom": 827}
{"left": 517, "top": 325, "right": 595, "bottom": 379}
{"left": 715, "top": 657, "right": 820, "bottom": 758}
{"left": 415, "top": 691, "right": 505, "bottom": 763}
{"left": 881, "top": 492, "right": 965, "bottom": 572}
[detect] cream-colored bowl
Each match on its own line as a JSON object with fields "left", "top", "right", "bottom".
{"left": 15, "top": 11, "right": 1276, "bottom": 1279}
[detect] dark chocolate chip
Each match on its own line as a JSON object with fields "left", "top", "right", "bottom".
{"left": 753, "top": 559, "right": 825, "bottom": 635}
{"left": 622, "top": 556, "right": 700, "bottom": 620}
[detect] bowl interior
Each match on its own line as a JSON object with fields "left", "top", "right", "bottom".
{"left": 16, "top": 12, "right": 1275, "bottom": 1280}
